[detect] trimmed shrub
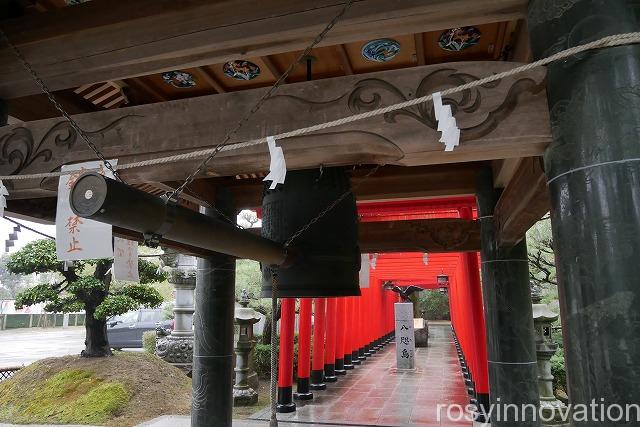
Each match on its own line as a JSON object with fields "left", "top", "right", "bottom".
{"left": 142, "top": 331, "right": 157, "bottom": 354}
{"left": 253, "top": 343, "right": 299, "bottom": 379}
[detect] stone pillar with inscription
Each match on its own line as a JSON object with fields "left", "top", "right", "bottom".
{"left": 394, "top": 302, "right": 416, "bottom": 370}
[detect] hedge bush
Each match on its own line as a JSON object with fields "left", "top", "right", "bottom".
{"left": 142, "top": 331, "right": 156, "bottom": 354}
{"left": 550, "top": 330, "right": 566, "bottom": 394}
{"left": 254, "top": 343, "right": 299, "bottom": 379}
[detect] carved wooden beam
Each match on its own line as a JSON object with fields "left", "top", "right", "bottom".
{"left": 494, "top": 156, "right": 550, "bottom": 247}
{"left": 7, "top": 197, "right": 479, "bottom": 255}
{"left": 359, "top": 218, "right": 480, "bottom": 253}
{"left": 224, "top": 164, "right": 482, "bottom": 209}
{"left": 0, "top": 62, "right": 550, "bottom": 199}
{"left": 0, "top": 0, "right": 526, "bottom": 98}
{"left": 117, "top": 218, "right": 481, "bottom": 256}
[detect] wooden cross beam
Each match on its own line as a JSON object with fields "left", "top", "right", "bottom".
{"left": 494, "top": 156, "right": 550, "bottom": 247}
{"left": 0, "top": 62, "right": 550, "bottom": 199}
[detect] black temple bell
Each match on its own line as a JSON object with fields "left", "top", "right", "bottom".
{"left": 261, "top": 167, "right": 361, "bottom": 298}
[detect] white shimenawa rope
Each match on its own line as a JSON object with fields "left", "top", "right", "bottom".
{"left": 2, "top": 32, "right": 639, "bottom": 182}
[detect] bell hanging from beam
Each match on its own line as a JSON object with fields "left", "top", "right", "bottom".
{"left": 261, "top": 166, "right": 361, "bottom": 298}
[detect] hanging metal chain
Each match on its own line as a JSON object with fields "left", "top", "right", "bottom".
{"left": 269, "top": 266, "right": 280, "bottom": 427}
{"left": 284, "top": 164, "right": 382, "bottom": 248}
{"left": 166, "top": 0, "right": 355, "bottom": 203}
{"left": 0, "top": 29, "right": 123, "bottom": 183}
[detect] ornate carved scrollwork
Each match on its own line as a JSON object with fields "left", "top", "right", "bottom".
{"left": 156, "top": 336, "right": 193, "bottom": 364}
{"left": 0, "top": 114, "right": 141, "bottom": 176}
{"left": 408, "top": 220, "right": 476, "bottom": 251}
{"left": 347, "top": 69, "right": 544, "bottom": 142}
{"left": 272, "top": 68, "right": 543, "bottom": 145}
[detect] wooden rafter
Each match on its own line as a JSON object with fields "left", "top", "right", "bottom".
{"left": 128, "top": 78, "right": 168, "bottom": 102}
{"left": 195, "top": 67, "right": 227, "bottom": 93}
{"left": 336, "top": 44, "right": 354, "bottom": 75}
{"left": 414, "top": 33, "right": 426, "bottom": 66}
{"left": 261, "top": 56, "right": 286, "bottom": 82}
{"left": 0, "top": 0, "right": 527, "bottom": 99}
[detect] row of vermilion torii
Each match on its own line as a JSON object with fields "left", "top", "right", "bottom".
{"left": 275, "top": 235, "right": 492, "bottom": 416}
{"left": 275, "top": 290, "right": 398, "bottom": 412}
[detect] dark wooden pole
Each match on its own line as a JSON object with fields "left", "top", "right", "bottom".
{"left": 476, "top": 168, "right": 540, "bottom": 427}
{"left": 528, "top": 0, "right": 640, "bottom": 418}
{"left": 191, "top": 189, "right": 236, "bottom": 427}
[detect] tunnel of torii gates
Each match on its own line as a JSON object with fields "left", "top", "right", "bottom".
{"left": 272, "top": 197, "right": 491, "bottom": 414}
{"left": 1, "top": 1, "right": 640, "bottom": 427}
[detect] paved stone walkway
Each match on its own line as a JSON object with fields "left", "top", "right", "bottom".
{"left": 251, "top": 322, "right": 472, "bottom": 427}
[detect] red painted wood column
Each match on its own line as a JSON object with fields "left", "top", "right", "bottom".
{"left": 324, "top": 298, "right": 338, "bottom": 382}
{"left": 369, "top": 288, "right": 376, "bottom": 354}
{"left": 357, "top": 295, "right": 367, "bottom": 361}
{"left": 277, "top": 298, "right": 296, "bottom": 413}
{"left": 310, "top": 298, "right": 327, "bottom": 390}
{"left": 350, "top": 296, "right": 361, "bottom": 365}
{"left": 334, "top": 298, "right": 347, "bottom": 375}
{"left": 294, "top": 298, "right": 313, "bottom": 400}
{"left": 343, "top": 297, "right": 355, "bottom": 369}
{"left": 360, "top": 288, "right": 373, "bottom": 357}
{"left": 459, "top": 206, "right": 490, "bottom": 414}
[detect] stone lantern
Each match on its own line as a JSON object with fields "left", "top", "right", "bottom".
{"left": 156, "top": 248, "right": 197, "bottom": 374}
{"left": 233, "top": 289, "right": 260, "bottom": 406}
{"left": 531, "top": 284, "right": 568, "bottom": 426}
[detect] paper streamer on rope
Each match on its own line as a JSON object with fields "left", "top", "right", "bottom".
{"left": 0, "top": 181, "right": 8, "bottom": 217}
{"left": 263, "top": 136, "right": 287, "bottom": 189}
{"left": 56, "top": 160, "right": 117, "bottom": 261}
{"left": 113, "top": 237, "right": 139, "bottom": 282}
{"left": 359, "top": 253, "right": 370, "bottom": 288}
{"left": 432, "top": 91, "right": 460, "bottom": 152}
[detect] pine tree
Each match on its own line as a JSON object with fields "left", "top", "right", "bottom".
{"left": 8, "top": 239, "right": 167, "bottom": 357}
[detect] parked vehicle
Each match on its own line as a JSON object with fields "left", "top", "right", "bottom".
{"left": 107, "top": 308, "right": 173, "bottom": 349}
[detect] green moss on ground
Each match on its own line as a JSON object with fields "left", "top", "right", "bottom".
{"left": 0, "top": 352, "right": 191, "bottom": 426}
{"left": 0, "top": 368, "right": 129, "bottom": 425}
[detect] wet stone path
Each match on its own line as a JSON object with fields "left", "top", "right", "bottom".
{"left": 251, "top": 322, "right": 472, "bottom": 427}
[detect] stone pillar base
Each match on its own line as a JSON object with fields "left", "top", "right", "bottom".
{"left": 156, "top": 335, "right": 193, "bottom": 374}
{"left": 540, "top": 399, "right": 569, "bottom": 426}
{"left": 233, "top": 387, "right": 258, "bottom": 406}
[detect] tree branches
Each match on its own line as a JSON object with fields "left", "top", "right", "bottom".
{"left": 528, "top": 235, "right": 557, "bottom": 287}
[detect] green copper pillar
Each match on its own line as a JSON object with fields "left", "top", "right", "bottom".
{"left": 192, "top": 191, "right": 236, "bottom": 427}
{"left": 477, "top": 169, "right": 540, "bottom": 426}
{"left": 528, "top": 0, "right": 640, "bottom": 422}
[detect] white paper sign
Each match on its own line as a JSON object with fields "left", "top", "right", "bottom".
{"left": 359, "top": 253, "right": 370, "bottom": 288}
{"left": 56, "top": 160, "right": 116, "bottom": 261}
{"left": 113, "top": 237, "right": 139, "bottom": 282}
{"left": 394, "top": 302, "right": 416, "bottom": 370}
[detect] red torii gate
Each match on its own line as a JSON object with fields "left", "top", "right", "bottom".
{"left": 276, "top": 197, "right": 489, "bottom": 412}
